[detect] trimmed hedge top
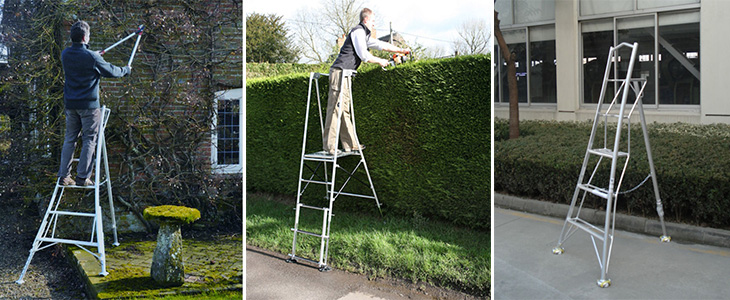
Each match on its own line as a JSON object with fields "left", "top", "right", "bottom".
{"left": 143, "top": 205, "right": 201, "bottom": 225}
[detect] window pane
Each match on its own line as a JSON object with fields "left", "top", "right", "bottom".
{"left": 582, "top": 19, "right": 614, "bottom": 104}
{"left": 515, "top": 0, "right": 555, "bottom": 24}
{"left": 617, "top": 16, "right": 656, "bottom": 104}
{"left": 217, "top": 98, "right": 240, "bottom": 165}
{"left": 638, "top": 0, "right": 699, "bottom": 10}
{"left": 658, "top": 13, "right": 699, "bottom": 104}
{"left": 494, "top": 44, "right": 500, "bottom": 104}
{"left": 580, "top": 0, "right": 632, "bottom": 16}
{"left": 495, "top": 0, "right": 513, "bottom": 26}
{"left": 500, "top": 29, "right": 528, "bottom": 103}
{"left": 529, "top": 26, "right": 556, "bottom": 103}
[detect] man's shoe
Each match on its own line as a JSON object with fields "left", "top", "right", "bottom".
{"left": 60, "top": 176, "right": 75, "bottom": 186}
{"left": 346, "top": 145, "right": 366, "bottom": 152}
{"left": 76, "top": 177, "right": 94, "bottom": 186}
{"left": 326, "top": 149, "right": 341, "bottom": 155}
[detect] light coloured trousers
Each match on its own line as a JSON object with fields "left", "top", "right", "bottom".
{"left": 323, "top": 68, "right": 358, "bottom": 152}
{"left": 58, "top": 108, "right": 101, "bottom": 180}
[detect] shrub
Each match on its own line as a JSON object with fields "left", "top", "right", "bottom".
{"left": 247, "top": 55, "right": 490, "bottom": 229}
{"left": 495, "top": 119, "right": 730, "bottom": 229}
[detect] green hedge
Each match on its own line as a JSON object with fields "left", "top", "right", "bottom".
{"left": 495, "top": 118, "right": 730, "bottom": 229}
{"left": 247, "top": 56, "right": 490, "bottom": 229}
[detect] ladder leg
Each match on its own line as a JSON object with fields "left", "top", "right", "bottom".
{"left": 102, "top": 134, "right": 119, "bottom": 247}
{"left": 17, "top": 183, "right": 63, "bottom": 284}
{"left": 554, "top": 150, "right": 593, "bottom": 254}
{"left": 638, "top": 100, "right": 671, "bottom": 242}
{"left": 288, "top": 203, "right": 302, "bottom": 262}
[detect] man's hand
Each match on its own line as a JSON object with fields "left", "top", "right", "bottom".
{"left": 400, "top": 48, "right": 411, "bottom": 55}
{"left": 377, "top": 58, "right": 389, "bottom": 67}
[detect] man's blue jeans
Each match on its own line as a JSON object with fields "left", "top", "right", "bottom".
{"left": 58, "top": 108, "right": 101, "bottom": 180}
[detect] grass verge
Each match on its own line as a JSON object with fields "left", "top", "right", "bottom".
{"left": 246, "top": 193, "right": 490, "bottom": 297}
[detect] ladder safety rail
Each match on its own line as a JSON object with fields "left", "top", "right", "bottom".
{"left": 288, "top": 70, "right": 380, "bottom": 272}
{"left": 16, "top": 105, "right": 118, "bottom": 284}
{"left": 552, "top": 43, "right": 670, "bottom": 288}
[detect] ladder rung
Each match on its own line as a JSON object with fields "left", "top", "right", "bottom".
{"left": 333, "top": 192, "right": 376, "bottom": 200}
{"left": 300, "top": 179, "right": 330, "bottom": 185}
{"left": 578, "top": 184, "right": 612, "bottom": 199}
{"left": 290, "top": 228, "right": 328, "bottom": 238}
{"left": 49, "top": 211, "right": 96, "bottom": 217}
{"left": 567, "top": 218, "right": 606, "bottom": 241}
{"left": 37, "top": 237, "right": 99, "bottom": 247}
{"left": 601, "top": 113, "right": 630, "bottom": 119}
{"left": 298, "top": 204, "right": 328, "bottom": 211}
{"left": 607, "top": 78, "right": 646, "bottom": 82}
{"left": 588, "top": 148, "right": 628, "bottom": 158}
{"left": 304, "top": 151, "right": 360, "bottom": 161}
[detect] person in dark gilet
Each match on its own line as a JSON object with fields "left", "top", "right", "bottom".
{"left": 323, "top": 8, "right": 410, "bottom": 155}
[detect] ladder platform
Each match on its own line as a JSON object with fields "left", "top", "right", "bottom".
{"left": 588, "top": 148, "right": 628, "bottom": 158}
{"left": 567, "top": 218, "right": 606, "bottom": 241}
{"left": 304, "top": 150, "right": 361, "bottom": 161}
{"left": 578, "top": 183, "right": 613, "bottom": 199}
{"left": 57, "top": 180, "right": 107, "bottom": 189}
{"left": 290, "top": 228, "right": 328, "bottom": 239}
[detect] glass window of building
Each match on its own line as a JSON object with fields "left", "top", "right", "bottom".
{"left": 515, "top": 0, "right": 555, "bottom": 24}
{"left": 638, "top": 0, "right": 699, "bottom": 10}
{"left": 529, "top": 26, "right": 557, "bottom": 103}
{"left": 580, "top": 11, "right": 699, "bottom": 106}
{"left": 580, "top": 0, "right": 633, "bottom": 16}
{"left": 499, "top": 29, "right": 527, "bottom": 104}
{"left": 658, "top": 11, "right": 699, "bottom": 105}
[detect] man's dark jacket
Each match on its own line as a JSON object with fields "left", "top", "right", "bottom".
{"left": 61, "top": 42, "right": 130, "bottom": 109}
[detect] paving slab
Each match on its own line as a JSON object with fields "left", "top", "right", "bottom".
{"left": 494, "top": 207, "right": 730, "bottom": 300}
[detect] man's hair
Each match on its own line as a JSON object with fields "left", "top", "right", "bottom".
{"left": 70, "top": 21, "right": 90, "bottom": 43}
{"left": 360, "top": 8, "right": 372, "bottom": 23}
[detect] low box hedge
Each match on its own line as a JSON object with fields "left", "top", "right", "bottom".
{"left": 247, "top": 55, "right": 490, "bottom": 230}
{"left": 495, "top": 118, "right": 730, "bottom": 229}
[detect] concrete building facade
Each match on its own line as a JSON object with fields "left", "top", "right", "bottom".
{"left": 494, "top": 0, "right": 730, "bottom": 124}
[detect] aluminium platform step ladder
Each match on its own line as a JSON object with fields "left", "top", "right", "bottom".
{"left": 551, "top": 42, "right": 670, "bottom": 288}
{"left": 286, "top": 70, "right": 382, "bottom": 271}
{"left": 16, "top": 106, "right": 118, "bottom": 284}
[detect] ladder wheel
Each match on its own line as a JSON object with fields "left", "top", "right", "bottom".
{"left": 552, "top": 247, "right": 564, "bottom": 255}
{"left": 660, "top": 235, "right": 671, "bottom": 243}
{"left": 285, "top": 258, "right": 296, "bottom": 264}
{"left": 597, "top": 279, "right": 611, "bottom": 288}
{"left": 318, "top": 266, "right": 331, "bottom": 272}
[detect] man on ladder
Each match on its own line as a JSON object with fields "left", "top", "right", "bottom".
{"left": 324, "top": 7, "right": 409, "bottom": 154}
{"left": 58, "top": 20, "right": 130, "bottom": 186}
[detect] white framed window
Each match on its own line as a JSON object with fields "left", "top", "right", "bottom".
{"left": 211, "top": 88, "right": 242, "bottom": 174}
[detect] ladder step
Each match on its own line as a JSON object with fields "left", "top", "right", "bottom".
{"left": 588, "top": 148, "right": 628, "bottom": 158}
{"left": 37, "top": 237, "right": 99, "bottom": 247}
{"left": 300, "top": 179, "right": 330, "bottom": 185}
{"left": 601, "top": 113, "right": 630, "bottom": 119}
{"left": 49, "top": 211, "right": 96, "bottom": 217}
{"left": 578, "top": 184, "right": 613, "bottom": 199}
{"left": 567, "top": 218, "right": 606, "bottom": 241}
{"left": 607, "top": 78, "right": 646, "bottom": 82}
{"left": 288, "top": 254, "right": 321, "bottom": 266}
{"left": 298, "top": 204, "right": 328, "bottom": 211}
{"left": 332, "top": 191, "right": 376, "bottom": 200}
{"left": 290, "top": 228, "right": 328, "bottom": 238}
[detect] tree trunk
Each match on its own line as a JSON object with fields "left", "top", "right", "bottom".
{"left": 494, "top": 10, "right": 519, "bottom": 139}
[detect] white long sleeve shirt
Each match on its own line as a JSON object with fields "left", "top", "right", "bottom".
{"left": 350, "top": 27, "right": 399, "bottom": 62}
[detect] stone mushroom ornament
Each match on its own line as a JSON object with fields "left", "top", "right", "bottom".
{"left": 143, "top": 205, "right": 201, "bottom": 287}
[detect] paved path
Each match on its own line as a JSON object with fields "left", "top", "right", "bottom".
{"left": 494, "top": 207, "right": 730, "bottom": 299}
{"left": 0, "top": 200, "right": 86, "bottom": 299}
{"left": 246, "top": 245, "right": 468, "bottom": 300}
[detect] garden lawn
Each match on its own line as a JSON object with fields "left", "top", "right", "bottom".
{"left": 245, "top": 193, "right": 490, "bottom": 297}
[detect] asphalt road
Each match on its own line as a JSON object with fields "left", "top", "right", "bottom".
{"left": 494, "top": 207, "right": 730, "bottom": 299}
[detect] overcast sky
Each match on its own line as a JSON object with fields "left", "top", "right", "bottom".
{"left": 245, "top": 0, "right": 492, "bottom": 61}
